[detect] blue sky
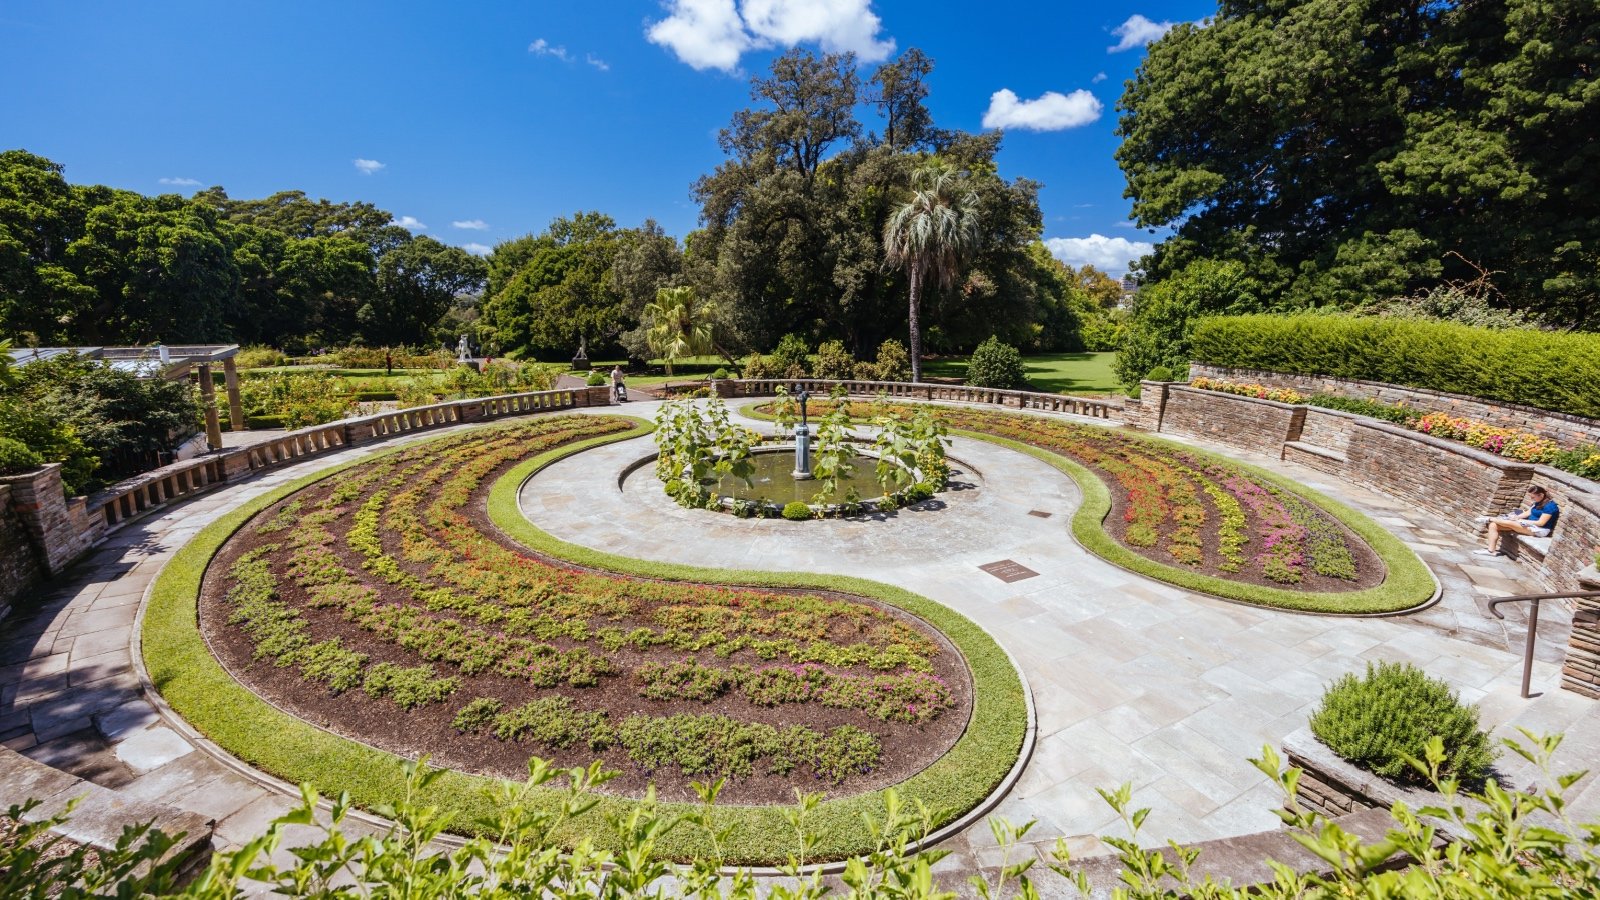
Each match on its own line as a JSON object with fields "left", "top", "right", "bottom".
{"left": 0, "top": 1, "right": 1211, "bottom": 276}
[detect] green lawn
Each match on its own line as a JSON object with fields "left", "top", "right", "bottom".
{"left": 925, "top": 352, "right": 1121, "bottom": 396}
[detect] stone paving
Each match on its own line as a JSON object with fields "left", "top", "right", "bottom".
{"left": 0, "top": 399, "right": 1596, "bottom": 893}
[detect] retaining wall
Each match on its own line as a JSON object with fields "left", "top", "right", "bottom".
{"left": 1190, "top": 363, "right": 1600, "bottom": 448}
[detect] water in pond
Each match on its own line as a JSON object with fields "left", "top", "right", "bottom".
{"left": 706, "top": 450, "right": 888, "bottom": 505}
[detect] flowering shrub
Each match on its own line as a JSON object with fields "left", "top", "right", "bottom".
{"left": 1190, "top": 376, "right": 1306, "bottom": 404}
{"left": 1412, "top": 412, "right": 1561, "bottom": 463}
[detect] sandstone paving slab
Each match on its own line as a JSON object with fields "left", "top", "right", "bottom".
{"left": 94, "top": 700, "right": 160, "bottom": 741}
{"left": 114, "top": 725, "right": 194, "bottom": 774}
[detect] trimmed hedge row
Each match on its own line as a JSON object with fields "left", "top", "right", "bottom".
{"left": 143, "top": 416, "right": 1027, "bottom": 865}
{"left": 1190, "top": 315, "right": 1600, "bottom": 419}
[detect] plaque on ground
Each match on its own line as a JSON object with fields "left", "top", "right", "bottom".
{"left": 979, "top": 559, "right": 1039, "bottom": 583}
{"left": 1027, "top": 509, "right": 1052, "bottom": 518}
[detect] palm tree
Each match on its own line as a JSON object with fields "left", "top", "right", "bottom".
{"left": 644, "top": 286, "right": 717, "bottom": 376}
{"left": 882, "top": 162, "right": 980, "bottom": 382}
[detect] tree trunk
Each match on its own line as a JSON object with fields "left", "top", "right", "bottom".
{"left": 907, "top": 267, "right": 922, "bottom": 383}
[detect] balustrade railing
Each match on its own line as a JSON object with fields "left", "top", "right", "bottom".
{"left": 86, "top": 386, "right": 606, "bottom": 532}
{"left": 726, "top": 378, "right": 1117, "bottom": 419}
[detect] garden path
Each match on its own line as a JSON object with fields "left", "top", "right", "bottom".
{"left": 518, "top": 400, "right": 1600, "bottom": 870}
{"left": 0, "top": 399, "right": 1595, "bottom": 894}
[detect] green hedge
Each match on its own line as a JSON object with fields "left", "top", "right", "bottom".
{"left": 143, "top": 417, "right": 1027, "bottom": 865}
{"left": 1190, "top": 315, "right": 1600, "bottom": 418}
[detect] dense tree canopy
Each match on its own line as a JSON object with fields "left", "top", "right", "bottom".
{"left": 1117, "top": 0, "right": 1600, "bottom": 328}
{"left": 0, "top": 151, "right": 485, "bottom": 350}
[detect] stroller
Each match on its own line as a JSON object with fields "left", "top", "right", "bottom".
{"left": 614, "top": 382, "right": 628, "bottom": 403}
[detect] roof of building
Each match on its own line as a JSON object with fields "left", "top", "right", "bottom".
{"left": 7, "top": 344, "right": 240, "bottom": 378}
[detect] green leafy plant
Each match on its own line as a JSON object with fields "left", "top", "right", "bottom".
{"left": 782, "top": 501, "right": 812, "bottom": 520}
{"left": 0, "top": 437, "right": 43, "bottom": 476}
{"left": 770, "top": 333, "right": 811, "bottom": 376}
{"left": 812, "top": 340, "right": 855, "bottom": 380}
{"left": 965, "top": 336, "right": 1027, "bottom": 389}
{"left": 1310, "top": 661, "right": 1495, "bottom": 784}
{"left": 585, "top": 371, "right": 607, "bottom": 386}
{"left": 1145, "top": 365, "right": 1175, "bottom": 382}
{"left": 240, "top": 371, "right": 359, "bottom": 429}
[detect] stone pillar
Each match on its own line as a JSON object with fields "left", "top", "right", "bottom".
{"left": 222, "top": 358, "right": 245, "bottom": 432}
{"left": 198, "top": 364, "right": 223, "bottom": 451}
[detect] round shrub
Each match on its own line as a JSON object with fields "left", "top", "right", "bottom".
{"left": 965, "top": 336, "right": 1026, "bottom": 389}
{"left": 0, "top": 437, "right": 43, "bottom": 476}
{"left": 782, "top": 501, "right": 813, "bottom": 521}
{"left": 710, "top": 367, "right": 730, "bottom": 380}
{"left": 1310, "top": 661, "right": 1495, "bottom": 784}
{"left": 1145, "top": 365, "right": 1175, "bottom": 382}
{"left": 813, "top": 340, "right": 856, "bottom": 380}
{"left": 771, "top": 334, "right": 811, "bottom": 376}
{"left": 873, "top": 340, "right": 911, "bottom": 382}
{"left": 585, "top": 371, "right": 607, "bottom": 386}
{"left": 741, "top": 352, "right": 778, "bottom": 380}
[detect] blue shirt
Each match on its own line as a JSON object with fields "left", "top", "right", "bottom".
{"left": 1524, "top": 500, "right": 1559, "bottom": 528}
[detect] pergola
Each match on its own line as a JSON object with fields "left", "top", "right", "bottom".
{"left": 8, "top": 344, "right": 246, "bottom": 451}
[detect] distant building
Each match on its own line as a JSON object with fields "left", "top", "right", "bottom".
{"left": 1117, "top": 276, "right": 1140, "bottom": 309}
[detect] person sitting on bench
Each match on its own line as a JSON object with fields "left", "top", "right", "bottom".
{"left": 1477, "top": 485, "right": 1559, "bottom": 557}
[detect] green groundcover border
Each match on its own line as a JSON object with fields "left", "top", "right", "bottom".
{"left": 141, "top": 415, "right": 1027, "bottom": 865}
{"left": 738, "top": 401, "right": 1434, "bottom": 614}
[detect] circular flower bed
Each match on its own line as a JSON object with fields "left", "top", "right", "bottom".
{"left": 144, "top": 413, "right": 1026, "bottom": 862}
{"left": 745, "top": 400, "right": 1434, "bottom": 613}
{"left": 200, "top": 415, "right": 971, "bottom": 801}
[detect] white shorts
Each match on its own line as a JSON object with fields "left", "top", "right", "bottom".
{"left": 1526, "top": 525, "right": 1551, "bottom": 537}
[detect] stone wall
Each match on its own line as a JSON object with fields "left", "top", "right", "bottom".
{"left": 0, "top": 485, "right": 45, "bottom": 615}
{"left": 1281, "top": 729, "right": 1437, "bottom": 818}
{"left": 1344, "top": 420, "right": 1537, "bottom": 535}
{"left": 0, "top": 465, "right": 105, "bottom": 577}
{"left": 1191, "top": 362, "right": 1600, "bottom": 448}
{"left": 1159, "top": 385, "right": 1307, "bottom": 454}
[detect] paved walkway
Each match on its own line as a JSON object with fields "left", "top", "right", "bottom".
{"left": 0, "top": 399, "right": 1595, "bottom": 890}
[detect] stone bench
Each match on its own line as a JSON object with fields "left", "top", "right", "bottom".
{"left": 1510, "top": 533, "right": 1554, "bottom": 561}
{"left": 0, "top": 745, "right": 214, "bottom": 880}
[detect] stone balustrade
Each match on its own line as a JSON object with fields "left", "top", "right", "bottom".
{"left": 716, "top": 378, "right": 1118, "bottom": 419}
{"left": 0, "top": 385, "right": 613, "bottom": 610}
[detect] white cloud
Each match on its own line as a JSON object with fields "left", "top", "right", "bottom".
{"left": 1044, "top": 234, "right": 1153, "bottom": 276}
{"left": 740, "top": 0, "right": 893, "bottom": 60}
{"left": 981, "top": 88, "right": 1102, "bottom": 131}
{"left": 461, "top": 242, "right": 492, "bottom": 256}
{"left": 451, "top": 219, "right": 489, "bottom": 230}
{"left": 528, "top": 38, "right": 572, "bottom": 62}
{"left": 354, "top": 158, "right": 386, "bottom": 175}
{"left": 586, "top": 53, "right": 610, "bottom": 71}
{"left": 647, "top": 0, "right": 893, "bottom": 72}
{"left": 396, "top": 215, "right": 426, "bottom": 231}
{"left": 1108, "top": 14, "right": 1175, "bottom": 52}
{"left": 1091, "top": 71, "right": 1108, "bottom": 83}
{"left": 647, "top": 0, "right": 751, "bottom": 72}
{"left": 159, "top": 176, "right": 201, "bottom": 187}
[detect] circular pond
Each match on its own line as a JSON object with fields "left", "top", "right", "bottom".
{"left": 706, "top": 448, "right": 888, "bottom": 505}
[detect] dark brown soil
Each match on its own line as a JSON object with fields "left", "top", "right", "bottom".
{"left": 198, "top": 429, "right": 973, "bottom": 805}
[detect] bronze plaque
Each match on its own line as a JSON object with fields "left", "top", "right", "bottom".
{"left": 979, "top": 559, "right": 1039, "bottom": 583}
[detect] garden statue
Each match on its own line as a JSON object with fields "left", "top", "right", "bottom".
{"left": 792, "top": 388, "right": 813, "bottom": 480}
{"left": 571, "top": 334, "right": 590, "bottom": 371}
{"left": 456, "top": 334, "right": 471, "bottom": 363}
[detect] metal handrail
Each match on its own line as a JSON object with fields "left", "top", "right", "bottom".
{"left": 1488, "top": 590, "right": 1600, "bottom": 698}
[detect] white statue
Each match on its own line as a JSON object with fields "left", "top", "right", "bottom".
{"left": 456, "top": 334, "right": 471, "bottom": 362}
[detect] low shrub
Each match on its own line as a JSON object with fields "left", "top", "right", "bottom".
{"left": 965, "top": 336, "right": 1027, "bottom": 389}
{"left": 239, "top": 372, "right": 359, "bottom": 430}
{"left": 585, "top": 371, "right": 606, "bottom": 386}
{"left": 0, "top": 437, "right": 43, "bottom": 476}
{"left": 235, "top": 344, "right": 288, "bottom": 369}
{"left": 853, "top": 361, "right": 880, "bottom": 381}
{"left": 873, "top": 339, "right": 911, "bottom": 382}
{"left": 782, "top": 501, "right": 813, "bottom": 521}
{"left": 812, "top": 340, "right": 855, "bottom": 380}
{"left": 741, "top": 352, "right": 778, "bottom": 380}
{"left": 1191, "top": 314, "right": 1600, "bottom": 418}
{"left": 710, "top": 367, "right": 730, "bottom": 380}
{"left": 1309, "top": 661, "right": 1495, "bottom": 784}
{"left": 1145, "top": 365, "right": 1175, "bottom": 382}
{"left": 451, "top": 697, "right": 503, "bottom": 733}
{"left": 771, "top": 333, "right": 811, "bottom": 376}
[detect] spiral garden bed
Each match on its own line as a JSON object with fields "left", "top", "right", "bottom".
{"left": 745, "top": 400, "right": 1434, "bottom": 614}
{"left": 143, "top": 413, "right": 1026, "bottom": 863}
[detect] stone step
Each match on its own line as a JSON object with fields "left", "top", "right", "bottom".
{"left": 0, "top": 744, "right": 214, "bottom": 881}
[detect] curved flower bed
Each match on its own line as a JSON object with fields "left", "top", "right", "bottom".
{"left": 144, "top": 413, "right": 1027, "bottom": 863}
{"left": 745, "top": 400, "right": 1434, "bottom": 614}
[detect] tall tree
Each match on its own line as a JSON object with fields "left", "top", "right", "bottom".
{"left": 1117, "top": 0, "right": 1600, "bottom": 326}
{"left": 480, "top": 212, "right": 626, "bottom": 358}
{"left": 882, "top": 163, "right": 980, "bottom": 382}
{"left": 867, "top": 48, "right": 936, "bottom": 151}
{"left": 364, "top": 237, "right": 486, "bottom": 346}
